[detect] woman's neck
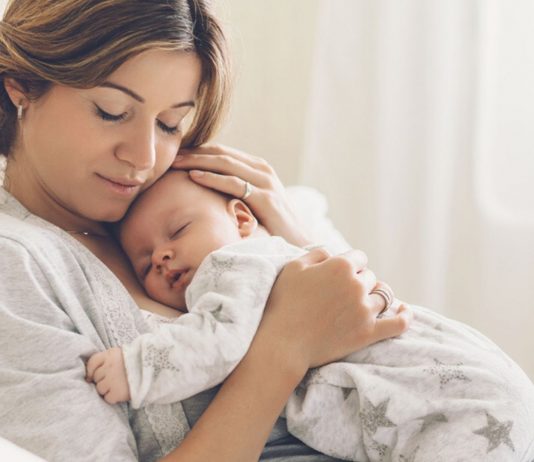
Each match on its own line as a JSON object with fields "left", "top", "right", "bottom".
{"left": 5, "top": 154, "right": 108, "bottom": 236}
{"left": 5, "top": 155, "right": 181, "bottom": 319}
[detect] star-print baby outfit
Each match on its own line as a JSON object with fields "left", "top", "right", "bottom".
{"left": 122, "top": 236, "right": 534, "bottom": 462}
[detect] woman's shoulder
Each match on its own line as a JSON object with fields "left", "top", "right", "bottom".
{"left": 0, "top": 199, "right": 72, "bottom": 268}
{"left": 0, "top": 188, "right": 113, "bottom": 301}
{"left": 1, "top": 187, "right": 46, "bottom": 229}
{"left": 0, "top": 188, "right": 77, "bottom": 258}
{"left": 0, "top": 187, "right": 149, "bottom": 337}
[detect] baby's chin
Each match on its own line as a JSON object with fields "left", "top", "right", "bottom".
{"left": 171, "top": 304, "right": 188, "bottom": 314}
{"left": 163, "top": 297, "right": 188, "bottom": 314}
{"left": 147, "top": 289, "right": 188, "bottom": 314}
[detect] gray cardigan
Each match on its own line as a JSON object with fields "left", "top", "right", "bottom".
{"left": 0, "top": 188, "right": 341, "bottom": 462}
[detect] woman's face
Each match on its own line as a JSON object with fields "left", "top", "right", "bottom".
{"left": 11, "top": 49, "right": 201, "bottom": 223}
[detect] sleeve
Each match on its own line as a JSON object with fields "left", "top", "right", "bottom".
{"left": 0, "top": 238, "right": 138, "bottom": 462}
{"left": 123, "top": 245, "right": 284, "bottom": 409}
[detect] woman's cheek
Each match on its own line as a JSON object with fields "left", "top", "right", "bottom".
{"left": 148, "top": 141, "right": 181, "bottom": 185}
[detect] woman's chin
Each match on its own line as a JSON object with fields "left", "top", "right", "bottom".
{"left": 88, "top": 205, "right": 131, "bottom": 223}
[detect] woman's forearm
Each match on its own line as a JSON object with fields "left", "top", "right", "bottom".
{"left": 160, "top": 326, "right": 306, "bottom": 462}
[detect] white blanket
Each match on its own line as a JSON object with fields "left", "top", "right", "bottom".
{"left": 123, "top": 236, "right": 534, "bottom": 462}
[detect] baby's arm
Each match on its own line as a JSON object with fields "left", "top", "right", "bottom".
{"left": 86, "top": 347, "right": 130, "bottom": 405}
{"left": 117, "top": 238, "right": 302, "bottom": 409}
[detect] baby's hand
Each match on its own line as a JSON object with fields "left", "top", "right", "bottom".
{"left": 85, "top": 347, "right": 131, "bottom": 405}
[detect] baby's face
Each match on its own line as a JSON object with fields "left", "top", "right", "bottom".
{"left": 120, "top": 171, "right": 244, "bottom": 310}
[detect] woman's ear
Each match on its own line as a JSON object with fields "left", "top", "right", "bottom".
{"left": 3, "top": 78, "right": 28, "bottom": 110}
{"left": 227, "top": 199, "right": 257, "bottom": 238}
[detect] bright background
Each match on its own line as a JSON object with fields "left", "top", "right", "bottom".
{"left": 0, "top": 0, "right": 532, "bottom": 381}
{"left": 216, "top": 0, "right": 534, "bottom": 380}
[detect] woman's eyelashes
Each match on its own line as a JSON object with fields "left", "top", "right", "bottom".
{"left": 157, "top": 120, "right": 180, "bottom": 135}
{"left": 94, "top": 105, "right": 181, "bottom": 135}
{"left": 95, "top": 105, "right": 127, "bottom": 123}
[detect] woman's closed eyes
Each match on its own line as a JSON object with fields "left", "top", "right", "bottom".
{"left": 94, "top": 104, "right": 181, "bottom": 135}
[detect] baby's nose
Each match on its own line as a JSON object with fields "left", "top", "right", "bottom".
{"left": 152, "top": 248, "right": 174, "bottom": 270}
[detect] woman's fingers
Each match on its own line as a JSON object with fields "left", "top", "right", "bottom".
{"left": 372, "top": 303, "right": 413, "bottom": 342}
{"left": 174, "top": 152, "right": 271, "bottom": 189}
{"left": 368, "top": 281, "right": 395, "bottom": 316}
{"left": 187, "top": 170, "right": 258, "bottom": 202}
{"left": 355, "top": 268, "right": 377, "bottom": 296}
{"left": 262, "top": 246, "right": 412, "bottom": 370}
{"left": 172, "top": 143, "right": 311, "bottom": 246}
{"left": 300, "top": 246, "right": 332, "bottom": 264}
{"left": 176, "top": 144, "right": 270, "bottom": 171}
{"left": 333, "top": 249, "right": 369, "bottom": 275}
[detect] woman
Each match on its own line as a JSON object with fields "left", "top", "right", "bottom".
{"left": 0, "top": 1, "right": 409, "bottom": 461}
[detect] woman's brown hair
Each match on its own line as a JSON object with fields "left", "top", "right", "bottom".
{"left": 0, "top": 0, "right": 231, "bottom": 154}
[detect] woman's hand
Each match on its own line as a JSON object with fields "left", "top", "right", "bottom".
{"left": 258, "top": 248, "right": 412, "bottom": 371}
{"left": 162, "top": 249, "right": 410, "bottom": 462}
{"left": 172, "top": 144, "right": 311, "bottom": 247}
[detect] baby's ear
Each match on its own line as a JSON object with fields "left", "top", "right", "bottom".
{"left": 227, "top": 199, "right": 257, "bottom": 238}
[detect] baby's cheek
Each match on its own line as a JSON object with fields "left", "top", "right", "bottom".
{"left": 145, "top": 275, "right": 166, "bottom": 300}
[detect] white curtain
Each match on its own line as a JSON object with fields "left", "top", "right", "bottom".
{"left": 300, "top": 0, "right": 534, "bottom": 379}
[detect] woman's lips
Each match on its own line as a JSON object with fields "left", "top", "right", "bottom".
{"left": 96, "top": 173, "right": 143, "bottom": 197}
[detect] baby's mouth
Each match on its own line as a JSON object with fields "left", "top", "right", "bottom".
{"left": 166, "top": 268, "right": 188, "bottom": 288}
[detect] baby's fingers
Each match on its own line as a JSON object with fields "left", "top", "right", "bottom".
{"left": 85, "top": 352, "right": 105, "bottom": 382}
{"left": 96, "top": 378, "right": 110, "bottom": 397}
{"left": 372, "top": 303, "right": 413, "bottom": 343}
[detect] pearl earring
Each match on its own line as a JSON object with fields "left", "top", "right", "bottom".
{"left": 17, "top": 104, "right": 23, "bottom": 120}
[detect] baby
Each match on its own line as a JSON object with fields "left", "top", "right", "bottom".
{"left": 86, "top": 170, "right": 534, "bottom": 462}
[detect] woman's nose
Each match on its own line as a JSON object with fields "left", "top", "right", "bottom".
{"left": 115, "top": 122, "right": 157, "bottom": 171}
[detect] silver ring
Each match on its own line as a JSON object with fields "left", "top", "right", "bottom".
{"left": 371, "top": 287, "right": 394, "bottom": 315}
{"left": 240, "top": 181, "right": 253, "bottom": 200}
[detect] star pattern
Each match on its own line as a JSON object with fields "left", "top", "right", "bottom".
{"left": 208, "top": 254, "right": 237, "bottom": 289}
{"left": 143, "top": 344, "right": 179, "bottom": 380}
{"left": 360, "top": 397, "right": 396, "bottom": 436}
{"left": 302, "top": 368, "right": 323, "bottom": 387}
{"left": 473, "top": 411, "right": 515, "bottom": 453}
{"left": 418, "top": 412, "right": 448, "bottom": 433}
{"left": 367, "top": 437, "right": 391, "bottom": 461}
{"left": 294, "top": 383, "right": 307, "bottom": 399}
{"left": 294, "top": 369, "right": 326, "bottom": 399}
{"left": 399, "top": 446, "right": 419, "bottom": 462}
{"left": 210, "top": 303, "right": 234, "bottom": 323}
{"left": 424, "top": 358, "right": 471, "bottom": 388}
{"left": 416, "top": 323, "right": 444, "bottom": 343}
{"left": 341, "top": 387, "right": 353, "bottom": 400}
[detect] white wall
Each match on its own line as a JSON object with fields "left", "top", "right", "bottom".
{"left": 217, "top": 0, "right": 534, "bottom": 381}
{"left": 215, "top": 0, "right": 319, "bottom": 184}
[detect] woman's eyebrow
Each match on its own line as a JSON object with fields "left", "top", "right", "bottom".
{"left": 99, "top": 81, "right": 195, "bottom": 108}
